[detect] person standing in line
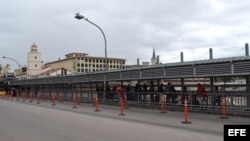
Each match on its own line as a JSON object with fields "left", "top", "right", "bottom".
{"left": 142, "top": 83, "right": 148, "bottom": 102}
{"left": 126, "top": 84, "right": 132, "bottom": 101}
{"left": 196, "top": 83, "right": 208, "bottom": 109}
{"left": 157, "top": 83, "right": 164, "bottom": 103}
{"left": 4, "top": 81, "right": 9, "bottom": 96}
{"left": 95, "top": 84, "right": 101, "bottom": 99}
{"left": 166, "top": 82, "right": 176, "bottom": 104}
{"left": 149, "top": 81, "right": 155, "bottom": 102}
{"left": 100, "top": 85, "right": 104, "bottom": 99}
{"left": 169, "top": 84, "right": 176, "bottom": 104}
{"left": 105, "top": 85, "right": 111, "bottom": 100}
{"left": 181, "top": 86, "right": 188, "bottom": 104}
{"left": 134, "top": 83, "right": 142, "bottom": 101}
{"left": 96, "top": 84, "right": 100, "bottom": 91}
{"left": 126, "top": 84, "right": 130, "bottom": 92}
{"left": 112, "top": 85, "right": 117, "bottom": 101}
{"left": 214, "top": 86, "right": 221, "bottom": 106}
{"left": 115, "top": 84, "right": 124, "bottom": 101}
{"left": 165, "top": 82, "right": 171, "bottom": 103}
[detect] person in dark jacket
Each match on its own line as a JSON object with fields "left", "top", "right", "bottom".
{"left": 157, "top": 83, "right": 164, "bottom": 103}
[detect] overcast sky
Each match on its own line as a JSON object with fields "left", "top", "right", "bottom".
{"left": 1, "top": 0, "right": 250, "bottom": 71}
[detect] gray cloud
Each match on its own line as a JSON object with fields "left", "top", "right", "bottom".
{"left": 1, "top": 0, "right": 250, "bottom": 71}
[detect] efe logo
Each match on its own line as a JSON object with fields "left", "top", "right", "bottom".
{"left": 228, "top": 129, "right": 246, "bottom": 136}
{"left": 224, "top": 125, "right": 249, "bottom": 141}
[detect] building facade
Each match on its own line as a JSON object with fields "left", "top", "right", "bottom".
{"left": 27, "top": 43, "right": 43, "bottom": 77}
{"left": 45, "top": 52, "right": 126, "bottom": 74}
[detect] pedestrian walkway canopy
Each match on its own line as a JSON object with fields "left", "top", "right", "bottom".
{"left": 10, "top": 56, "right": 250, "bottom": 85}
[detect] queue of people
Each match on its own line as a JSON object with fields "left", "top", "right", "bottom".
{"left": 100, "top": 82, "right": 181, "bottom": 103}
{"left": 101, "top": 81, "right": 178, "bottom": 103}
{"left": 95, "top": 82, "right": 224, "bottom": 109}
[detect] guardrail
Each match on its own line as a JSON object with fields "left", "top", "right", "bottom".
{"left": 2, "top": 89, "right": 250, "bottom": 117}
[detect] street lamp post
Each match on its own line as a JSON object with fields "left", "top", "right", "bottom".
{"left": 2, "top": 56, "right": 21, "bottom": 78}
{"left": 75, "top": 13, "right": 108, "bottom": 98}
{"left": 75, "top": 13, "right": 108, "bottom": 71}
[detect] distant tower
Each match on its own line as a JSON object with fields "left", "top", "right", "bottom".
{"left": 27, "top": 43, "right": 43, "bottom": 76}
{"left": 151, "top": 48, "right": 157, "bottom": 65}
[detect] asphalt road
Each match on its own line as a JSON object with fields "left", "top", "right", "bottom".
{"left": 0, "top": 98, "right": 249, "bottom": 141}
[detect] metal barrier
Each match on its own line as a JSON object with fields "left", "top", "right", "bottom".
{"left": 8, "top": 88, "right": 250, "bottom": 117}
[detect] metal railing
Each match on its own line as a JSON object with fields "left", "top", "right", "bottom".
{"left": 10, "top": 88, "right": 250, "bottom": 117}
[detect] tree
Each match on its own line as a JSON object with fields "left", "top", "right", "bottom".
{"left": 21, "top": 66, "right": 27, "bottom": 73}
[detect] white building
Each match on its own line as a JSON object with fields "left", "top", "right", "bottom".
{"left": 45, "top": 52, "right": 126, "bottom": 73}
{"left": 27, "top": 43, "right": 44, "bottom": 77}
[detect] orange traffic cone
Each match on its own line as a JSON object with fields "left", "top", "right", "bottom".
{"left": 219, "top": 95, "right": 229, "bottom": 119}
{"left": 181, "top": 96, "right": 192, "bottom": 124}
{"left": 160, "top": 94, "right": 167, "bottom": 113}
